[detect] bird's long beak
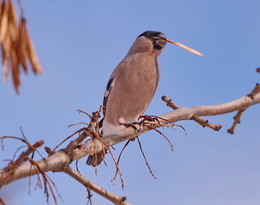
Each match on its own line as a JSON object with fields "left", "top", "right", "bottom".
{"left": 166, "top": 39, "right": 204, "bottom": 56}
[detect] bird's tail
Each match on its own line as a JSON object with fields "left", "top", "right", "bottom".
{"left": 86, "top": 149, "right": 107, "bottom": 167}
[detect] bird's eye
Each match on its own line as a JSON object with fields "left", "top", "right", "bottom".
{"left": 145, "top": 33, "right": 151, "bottom": 38}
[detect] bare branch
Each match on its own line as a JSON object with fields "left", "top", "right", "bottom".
{"left": 161, "top": 95, "right": 222, "bottom": 131}
{"left": 0, "top": 87, "right": 259, "bottom": 204}
{"left": 161, "top": 96, "right": 179, "bottom": 109}
{"left": 227, "top": 109, "right": 245, "bottom": 134}
{"left": 63, "top": 166, "right": 130, "bottom": 205}
{"left": 0, "top": 136, "right": 44, "bottom": 171}
{"left": 72, "top": 92, "right": 260, "bottom": 160}
{"left": 12, "top": 140, "right": 44, "bottom": 168}
{"left": 0, "top": 150, "right": 71, "bottom": 187}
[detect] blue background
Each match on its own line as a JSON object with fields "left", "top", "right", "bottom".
{"left": 1, "top": 1, "right": 260, "bottom": 204}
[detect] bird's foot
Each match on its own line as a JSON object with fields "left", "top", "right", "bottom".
{"left": 139, "top": 115, "right": 161, "bottom": 124}
{"left": 119, "top": 122, "right": 139, "bottom": 141}
{"left": 119, "top": 122, "right": 139, "bottom": 131}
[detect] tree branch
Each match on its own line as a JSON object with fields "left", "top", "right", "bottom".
{"left": 72, "top": 92, "right": 260, "bottom": 160}
{"left": 1, "top": 93, "right": 259, "bottom": 184}
{"left": 161, "top": 95, "right": 222, "bottom": 131}
{"left": 0, "top": 150, "right": 70, "bottom": 187}
{"left": 0, "top": 89, "right": 259, "bottom": 204}
{"left": 63, "top": 166, "right": 130, "bottom": 205}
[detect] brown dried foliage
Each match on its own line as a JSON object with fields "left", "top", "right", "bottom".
{"left": 0, "top": 134, "right": 61, "bottom": 205}
{"left": 0, "top": 0, "right": 42, "bottom": 93}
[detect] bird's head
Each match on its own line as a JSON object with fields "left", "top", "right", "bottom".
{"left": 138, "top": 31, "right": 167, "bottom": 51}
{"left": 127, "top": 30, "right": 204, "bottom": 57}
{"left": 127, "top": 31, "right": 167, "bottom": 56}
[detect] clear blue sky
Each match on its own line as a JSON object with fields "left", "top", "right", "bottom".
{"left": 1, "top": 1, "right": 260, "bottom": 204}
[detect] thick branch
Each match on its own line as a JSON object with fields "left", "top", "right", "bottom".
{"left": 72, "top": 93, "right": 260, "bottom": 160}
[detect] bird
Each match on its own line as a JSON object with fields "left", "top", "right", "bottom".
{"left": 86, "top": 31, "right": 204, "bottom": 166}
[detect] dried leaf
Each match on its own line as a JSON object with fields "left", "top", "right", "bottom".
{"left": 17, "top": 21, "right": 28, "bottom": 73}
{"left": 6, "top": 0, "right": 21, "bottom": 89}
{"left": 11, "top": 48, "right": 20, "bottom": 93}
{"left": 0, "top": 0, "right": 9, "bottom": 42}
{"left": 7, "top": 0, "right": 19, "bottom": 42}
{"left": 2, "top": 36, "right": 10, "bottom": 80}
{"left": 20, "top": 18, "right": 43, "bottom": 74}
{"left": 0, "top": 1, "right": 2, "bottom": 17}
{"left": 0, "top": 0, "right": 43, "bottom": 93}
{"left": 17, "top": 47, "right": 28, "bottom": 73}
{"left": 1, "top": 22, "right": 11, "bottom": 81}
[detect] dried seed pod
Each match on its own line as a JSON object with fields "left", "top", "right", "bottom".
{"left": 20, "top": 18, "right": 43, "bottom": 74}
{"left": 11, "top": 48, "right": 20, "bottom": 93}
{"left": 0, "top": 0, "right": 9, "bottom": 42}
{"left": 0, "top": 0, "right": 43, "bottom": 93}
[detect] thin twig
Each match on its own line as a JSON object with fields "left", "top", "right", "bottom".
{"left": 94, "top": 135, "right": 125, "bottom": 189}
{"left": 19, "top": 128, "right": 45, "bottom": 158}
{"left": 68, "top": 122, "right": 89, "bottom": 127}
{"left": 27, "top": 157, "right": 62, "bottom": 205}
{"left": 144, "top": 124, "right": 174, "bottom": 151}
{"left": 161, "top": 96, "right": 179, "bottom": 109}
{"left": 14, "top": 140, "right": 44, "bottom": 166}
{"left": 227, "top": 109, "right": 246, "bottom": 134}
{"left": 0, "top": 136, "right": 44, "bottom": 172}
{"left": 112, "top": 139, "right": 132, "bottom": 182}
{"left": 12, "top": 145, "right": 27, "bottom": 160}
{"left": 247, "top": 83, "right": 260, "bottom": 99}
{"left": 190, "top": 115, "right": 222, "bottom": 131}
{"left": 53, "top": 127, "right": 86, "bottom": 152}
{"left": 76, "top": 109, "right": 92, "bottom": 119}
{"left": 174, "top": 124, "right": 188, "bottom": 138}
{"left": 136, "top": 137, "right": 157, "bottom": 179}
{"left": 113, "top": 117, "right": 176, "bottom": 181}
{"left": 20, "top": 127, "right": 29, "bottom": 141}
{"left": 86, "top": 187, "right": 93, "bottom": 205}
{"left": 65, "top": 110, "right": 101, "bottom": 154}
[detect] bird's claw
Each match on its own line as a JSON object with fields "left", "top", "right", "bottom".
{"left": 119, "top": 122, "right": 139, "bottom": 132}
{"left": 139, "top": 115, "right": 160, "bottom": 124}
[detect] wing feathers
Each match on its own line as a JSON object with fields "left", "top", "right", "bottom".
{"left": 103, "top": 78, "right": 114, "bottom": 116}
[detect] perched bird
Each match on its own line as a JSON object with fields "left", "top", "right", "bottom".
{"left": 87, "top": 31, "right": 203, "bottom": 166}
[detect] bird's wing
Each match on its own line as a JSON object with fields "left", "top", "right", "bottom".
{"left": 103, "top": 77, "right": 115, "bottom": 117}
